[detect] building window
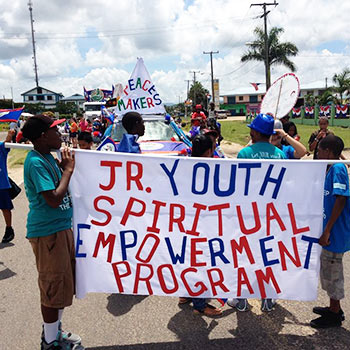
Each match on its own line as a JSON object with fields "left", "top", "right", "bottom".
{"left": 238, "top": 96, "right": 244, "bottom": 101}
{"left": 37, "top": 87, "right": 42, "bottom": 94}
{"left": 37, "top": 95, "right": 44, "bottom": 101}
{"left": 227, "top": 96, "right": 235, "bottom": 104}
{"left": 249, "top": 95, "right": 258, "bottom": 103}
{"left": 47, "top": 95, "right": 53, "bottom": 100}
{"left": 28, "top": 96, "right": 34, "bottom": 101}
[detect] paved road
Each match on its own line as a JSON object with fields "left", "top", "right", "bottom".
{"left": 1, "top": 134, "right": 350, "bottom": 349}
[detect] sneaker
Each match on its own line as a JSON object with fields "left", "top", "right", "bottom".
{"left": 313, "top": 306, "right": 345, "bottom": 321}
{"left": 42, "top": 324, "right": 82, "bottom": 346}
{"left": 193, "top": 304, "right": 222, "bottom": 316}
{"left": 227, "top": 298, "right": 250, "bottom": 312}
{"left": 310, "top": 310, "right": 343, "bottom": 328}
{"left": 261, "top": 298, "right": 276, "bottom": 312}
{"left": 1, "top": 226, "right": 14, "bottom": 243}
{"left": 178, "top": 297, "right": 191, "bottom": 305}
{"left": 41, "top": 337, "right": 85, "bottom": 350}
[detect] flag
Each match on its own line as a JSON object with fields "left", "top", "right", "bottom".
{"left": 250, "top": 82, "right": 261, "bottom": 91}
{"left": 101, "top": 105, "right": 115, "bottom": 124}
{"left": 83, "top": 87, "right": 89, "bottom": 101}
{"left": 0, "top": 107, "right": 24, "bottom": 122}
{"left": 96, "top": 137, "right": 117, "bottom": 152}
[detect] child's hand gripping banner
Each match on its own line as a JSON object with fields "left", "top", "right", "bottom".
{"left": 70, "top": 151, "right": 326, "bottom": 301}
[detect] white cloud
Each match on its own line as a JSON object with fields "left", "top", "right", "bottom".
{"left": 1, "top": 0, "right": 350, "bottom": 103}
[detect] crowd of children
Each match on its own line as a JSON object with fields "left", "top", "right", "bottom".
{"left": 0, "top": 111, "right": 349, "bottom": 349}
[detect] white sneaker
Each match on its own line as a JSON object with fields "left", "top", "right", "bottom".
{"left": 227, "top": 298, "right": 250, "bottom": 312}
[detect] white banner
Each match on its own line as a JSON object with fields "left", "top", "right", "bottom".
{"left": 114, "top": 58, "right": 166, "bottom": 115}
{"left": 70, "top": 151, "right": 326, "bottom": 301}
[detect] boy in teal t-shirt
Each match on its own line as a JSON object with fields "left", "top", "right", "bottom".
{"left": 22, "top": 115, "right": 84, "bottom": 350}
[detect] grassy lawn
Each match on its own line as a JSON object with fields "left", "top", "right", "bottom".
{"left": 7, "top": 149, "right": 29, "bottom": 168}
{"left": 220, "top": 120, "right": 350, "bottom": 148}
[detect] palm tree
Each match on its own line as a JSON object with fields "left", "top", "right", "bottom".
{"left": 332, "top": 68, "right": 350, "bottom": 104}
{"left": 241, "top": 26, "right": 298, "bottom": 88}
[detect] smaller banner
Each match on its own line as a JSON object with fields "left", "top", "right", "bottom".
{"left": 114, "top": 58, "right": 166, "bottom": 115}
{"left": 0, "top": 107, "right": 24, "bottom": 122}
{"left": 319, "top": 106, "right": 330, "bottom": 117}
{"left": 305, "top": 106, "right": 314, "bottom": 118}
{"left": 84, "top": 87, "right": 114, "bottom": 102}
{"left": 336, "top": 105, "right": 348, "bottom": 118}
{"left": 292, "top": 107, "right": 301, "bottom": 118}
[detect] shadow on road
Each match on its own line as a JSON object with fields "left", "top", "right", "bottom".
{"left": 106, "top": 294, "right": 148, "bottom": 317}
{"left": 0, "top": 261, "right": 16, "bottom": 281}
{"left": 88, "top": 302, "right": 350, "bottom": 350}
{"left": 0, "top": 242, "right": 15, "bottom": 250}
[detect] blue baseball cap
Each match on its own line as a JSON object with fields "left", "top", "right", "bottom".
{"left": 248, "top": 113, "right": 276, "bottom": 135}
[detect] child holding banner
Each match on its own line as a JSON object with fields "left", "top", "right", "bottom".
{"left": 21, "top": 115, "right": 84, "bottom": 350}
{"left": 178, "top": 133, "right": 222, "bottom": 316}
{"left": 229, "top": 113, "right": 285, "bottom": 312}
{"left": 311, "top": 135, "right": 350, "bottom": 328}
{"left": 0, "top": 129, "right": 16, "bottom": 243}
{"left": 78, "top": 131, "right": 93, "bottom": 150}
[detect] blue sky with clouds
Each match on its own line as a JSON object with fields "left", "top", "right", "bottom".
{"left": 1, "top": 0, "right": 350, "bottom": 102}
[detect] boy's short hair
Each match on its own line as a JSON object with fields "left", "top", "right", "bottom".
{"left": 319, "top": 135, "right": 344, "bottom": 157}
{"left": 122, "top": 112, "right": 142, "bottom": 134}
{"left": 192, "top": 133, "right": 214, "bottom": 157}
{"left": 78, "top": 131, "right": 93, "bottom": 143}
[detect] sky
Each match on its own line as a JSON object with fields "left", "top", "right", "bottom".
{"left": 1, "top": 0, "right": 350, "bottom": 104}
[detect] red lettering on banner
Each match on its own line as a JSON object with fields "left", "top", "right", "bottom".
{"left": 133, "top": 264, "right": 154, "bottom": 295}
{"left": 135, "top": 234, "right": 160, "bottom": 263}
{"left": 186, "top": 203, "right": 207, "bottom": 236}
{"left": 157, "top": 264, "right": 179, "bottom": 294}
{"left": 180, "top": 268, "right": 208, "bottom": 296}
{"left": 207, "top": 268, "right": 229, "bottom": 296}
{"left": 237, "top": 267, "right": 254, "bottom": 297}
{"left": 120, "top": 197, "right": 146, "bottom": 226}
{"left": 142, "top": 79, "right": 151, "bottom": 91}
{"left": 91, "top": 196, "right": 114, "bottom": 226}
{"left": 266, "top": 202, "right": 286, "bottom": 236}
{"left": 123, "top": 86, "right": 129, "bottom": 95}
{"left": 255, "top": 267, "right": 281, "bottom": 299}
{"left": 288, "top": 203, "right": 310, "bottom": 235}
{"left": 111, "top": 261, "right": 131, "bottom": 293}
{"left": 126, "top": 161, "right": 143, "bottom": 191}
{"left": 92, "top": 232, "right": 116, "bottom": 263}
{"left": 230, "top": 236, "right": 255, "bottom": 268}
{"left": 146, "top": 97, "right": 154, "bottom": 108}
{"left": 99, "top": 161, "right": 122, "bottom": 191}
{"left": 278, "top": 236, "right": 301, "bottom": 271}
{"left": 208, "top": 203, "right": 230, "bottom": 237}
{"left": 169, "top": 203, "right": 186, "bottom": 233}
{"left": 147, "top": 200, "right": 166, "bottom": 233}
{"left": 236, "top": 202, "right": 261, "bottom": 234}
{"left": 190, "top": 238, "right": 207, "bottom": 267}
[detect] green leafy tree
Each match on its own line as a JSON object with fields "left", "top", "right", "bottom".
{"left": 318, "top": 89, "right": 336, "bottom": 105}
{"left": 55, "top": 101, "right": 77, "bottom": 115}
{"left": 304, "top": 93, "right": 318, "bottom": 107}
{"left": 24, "top": 102, "right": 45, "bottom": 114}
{"left": 332, "top": 68, "right": 350, "bottom": 104}
{"left": 241, "top": 26, "right": 299, "bottom": 88}
{"left": 188, "top": 81, "right": 209, "bottom": 107}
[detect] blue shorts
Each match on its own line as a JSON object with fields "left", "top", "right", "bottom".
{"left": 0, "top": 188, "right": 13, "bottom": 210}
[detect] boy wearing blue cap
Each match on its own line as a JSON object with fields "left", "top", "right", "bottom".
{"left": 228, "top": 113, "right": 285, "bottom": 313}
{"left": 237, "top": 113, "right": 286, "bottom": 159}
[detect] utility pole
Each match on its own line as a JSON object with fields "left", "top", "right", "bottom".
{"left": 189, "top": 70, "right": 200, "bottom": 105}
{"left": 11, "top": 87, "right": 14, "bottom": 109}
{"left": 250, "top": 1, "right": 278, "bottom": 89}
{"left": 325, "top": 77, "right": 328, "bottom": 89}
{"left": 28, "top": 1, "right": 39, "bottom": 87}
{"left": 203, "top": 51, "right": 219, "bottom": 104}
{"left": 184, "top": 79, "right": 191, "bottom": 117}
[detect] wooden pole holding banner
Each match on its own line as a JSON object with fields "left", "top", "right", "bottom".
{"left": 274, "top": 79, "right": 283, "bottom": 119}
